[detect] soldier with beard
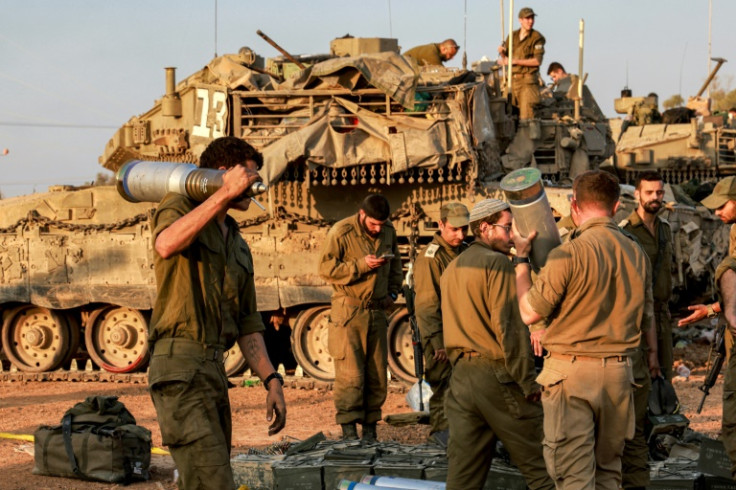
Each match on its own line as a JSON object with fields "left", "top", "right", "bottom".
{"left": 319, "top": 194, "right": 403, "bottom": 441}
{"left": 618, "top": 170, "right": 670, "bottom": 490}
{"left": 700, "top": 177, "right": 736, "bottom": 477}
{"left": 621, "top": 171, "right": 674, "bottom": 379}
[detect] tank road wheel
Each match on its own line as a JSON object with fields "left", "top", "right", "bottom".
{"left": 291, "top": 305, "right": 335, "bottom": 382}
{"left": 387, "top": 308, "right": 419, "bottom": 384}
{"left": 224, "top": 343, "right": 248, "bottom": 377}
{"left": 85, "top": 306, "right": 150, "bottom": 373}
{"left": 1, "top": 305, "right": 73, "bottom": 372}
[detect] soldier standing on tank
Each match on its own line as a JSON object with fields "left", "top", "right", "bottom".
{"left": 403, "top": 39, "right": 460, "bottom": 66}
{"left": 514, "top": 170, "right": 655, "bottom": 489}
{"left": 498, "top": 7, "right": 546, "bottom": 120}
{"left": 319, "top": 194, "right": 403, "bottom": 441}
{"left": 440, "top": 199, "right": 553, "bottom": 490}
{"left": 148, "top": 136, "right": 287, "bottom": 490}
{"left": 699, "top": 177, "right": 736, "bottom": 478}
{"left": 413, "top": 202, "right": 470, "bottom": 448}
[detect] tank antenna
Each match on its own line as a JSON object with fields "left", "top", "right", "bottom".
{"left": 462, "top": 0, "right": 467, "bottom": 70}
{"left": 214, "top": 0, "right": 218, "bottom": 58}
{"left": 707, "top": 0, "right": 712, "bottom": 98}
{"left": 387, "top": 0, "right": 393, "bottom": 38}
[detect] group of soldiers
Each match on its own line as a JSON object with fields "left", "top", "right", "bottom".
{"left": 315, "top": 169, "right": 691, "bottom": 490}
{"left": 142, "top": 138, "right": 736, "bottom": 490}
{"left": 404, "top": 7, "right": 577, "bottom": 121}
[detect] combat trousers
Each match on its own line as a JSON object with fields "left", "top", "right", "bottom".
{"left": 511, "top": 76, "right": 540, "bottom": 120}
{"left": 621, "top": 348, "right": 651, "bottom": 489}
{"left": 655, "top": 302, "right": 673, "bottom": 380}
{"left": 537, "top": 354, "right": 635, "bottom": 490}
{"left": 149, "top": 338, "right": 235, "bottom": 490}
{"left": 328, "top": 301, "right": 388, "bottom": 425}
{"left": 721, "top": 348, "right": 736, "bottom": 478}
{"left": 422, "top": 340, "right": 451, "bottom": 433}
{"left": 445, "top": 355, "right": 553, "bottom": 490}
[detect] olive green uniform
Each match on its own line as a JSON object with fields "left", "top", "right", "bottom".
{"left": 403, "top": 43, "right": 443, "bottom": 66}
{"left": 441, "top": 241, "right": 553, "bottom": 490}
{"left": 319, "top": 214, "right": 402, "bottom": 425}
{"left": 148, "top": 193, "right": 265, "bottom": 490}
{"left": 529, "top": 217, "right": 652, "bottom": 489}
{"left": 413, "top": 233, "right": 467, "bottom": 434}
{"left": 503, "top": 29, "right": 545, "bottom": 119}
{"left": 623, "top": 210, "right": 674, "bottom": 379}
{"left": 621, "top": 211, "right": 673, "bottom": 486}
{"left": 717, "top": 253, "right": 736, "bottom": 478}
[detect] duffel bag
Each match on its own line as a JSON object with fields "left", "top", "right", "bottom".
{"left": 32, "top": 396, "right": 151, "bottom": 483}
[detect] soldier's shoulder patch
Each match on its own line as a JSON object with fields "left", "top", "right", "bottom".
{"left": 424, "top": 243, "right": 440, "bottom": 258}
{"left": 618, "top": 218, "right": 630, "bottom": 228}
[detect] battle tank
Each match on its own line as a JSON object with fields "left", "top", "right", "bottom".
{"left": 610, "top": 57, "right": 736, "bottom": 185}
{"left": 0, "top": 34, "right": 696, "bottom": 383}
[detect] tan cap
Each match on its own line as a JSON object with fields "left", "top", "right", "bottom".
{"left": 469, "top": 199, "right": 509, "bottom": 223}
{"left": 519, "top": 7, "right": 536, "bottom": 18}
{"left": 440, "top": 202, "right": 470, "bottom": 227}
{"left": 701, "top": 176, "right": 736, "bottom": 209}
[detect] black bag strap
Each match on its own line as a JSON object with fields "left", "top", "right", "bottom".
{"left": 651, "top": 220, "right": 668, "bottom": 290}
{"left": 61, "top": 414, "right": 81, "bottom": 476}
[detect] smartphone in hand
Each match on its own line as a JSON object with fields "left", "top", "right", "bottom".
{"left": 379, "top": 253, "right": 395, "bottom": 260}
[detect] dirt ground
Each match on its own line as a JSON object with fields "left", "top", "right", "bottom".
{"left": 0, "top": 343, "right": 724, "bottom": 489}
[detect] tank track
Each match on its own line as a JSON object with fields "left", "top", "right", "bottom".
{"left": 0, "top": 367, "right": 411, "bottom": 394}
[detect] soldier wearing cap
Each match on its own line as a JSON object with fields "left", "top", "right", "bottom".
{"left": 440, "top": 199, "right": 553, "bottom": 490}
{"left": 699, "top": 176, "right": 736, "bottom": 477}
{"left": 514, "top": 170, "right": 655, "bottom": 489}
{"left": 319, "top": 194, "right": 403, "bottom": 442}
{"left": 413, "top": 202, "right": 470, "bottom": 447}
{"left": 498, "top": 7, "right": 546, "bottom": 120}
{"left": 404, "top": 39, "right": 460, "bottom": 67}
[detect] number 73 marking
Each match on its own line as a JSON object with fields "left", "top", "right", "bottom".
{"left": 192, "top": 88, "right": 227, "bottom": 139}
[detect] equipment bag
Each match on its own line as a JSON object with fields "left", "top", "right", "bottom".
{"left": 33, "top": 395, "right": 151, "bottom": 483}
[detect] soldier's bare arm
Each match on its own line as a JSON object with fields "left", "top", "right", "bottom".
{"left": 237, "top": 332, "right": 287, "bottom": 436}
{"left": 720, "top": 269, "right": 736, "bottom": 338}
{"left": 155, "top": 165, "right": 260, "bottom": 258}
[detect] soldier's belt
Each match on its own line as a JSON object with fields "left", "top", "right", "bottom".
{"left": 342, "top": 296, "right": 387, "bottom": 310}
{"left": 548, "top": 352, "right": 628, "bottom": 365}
{"left": 152, "top": 338, "right": 225, "bottom": 362}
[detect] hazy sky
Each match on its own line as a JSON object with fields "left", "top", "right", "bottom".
{"left": 1, "top": 0, "right": 734, "bottom": 197}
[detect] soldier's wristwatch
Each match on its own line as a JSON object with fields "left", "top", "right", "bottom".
{"left": 512, "top": 256, "right": 531, "bottom": 266}
{"left": 706, "top": 304, "right": 718, "bottom": 319}
{"left": 264, "top": 372, "right": 284, "bottom": 390}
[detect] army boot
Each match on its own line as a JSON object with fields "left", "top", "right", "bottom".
{"left": 341, "top": 423, "right": 358, "bottom": 440}
{"left": 361, "top": 422, "right": 377, "bottom": 442}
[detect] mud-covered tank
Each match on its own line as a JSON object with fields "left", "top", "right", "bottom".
{"left": 0, "top": 35, "right": 714, "bottom": 383}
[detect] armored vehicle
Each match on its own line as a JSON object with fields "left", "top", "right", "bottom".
{"left": 3, "top": 35, "right": 708, "bottom": 383}
{"left": 610, "top": 58, "right": 736, "bottom": 185}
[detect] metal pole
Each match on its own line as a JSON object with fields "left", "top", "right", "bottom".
{"left": 575, "top": 19, "right": 584, "bottom": 121}
{"left": 708, "top": 0, "right": 713, "bottom": 98}
{"left": 507, "top": 0, "right": 514, "bottom": 100}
